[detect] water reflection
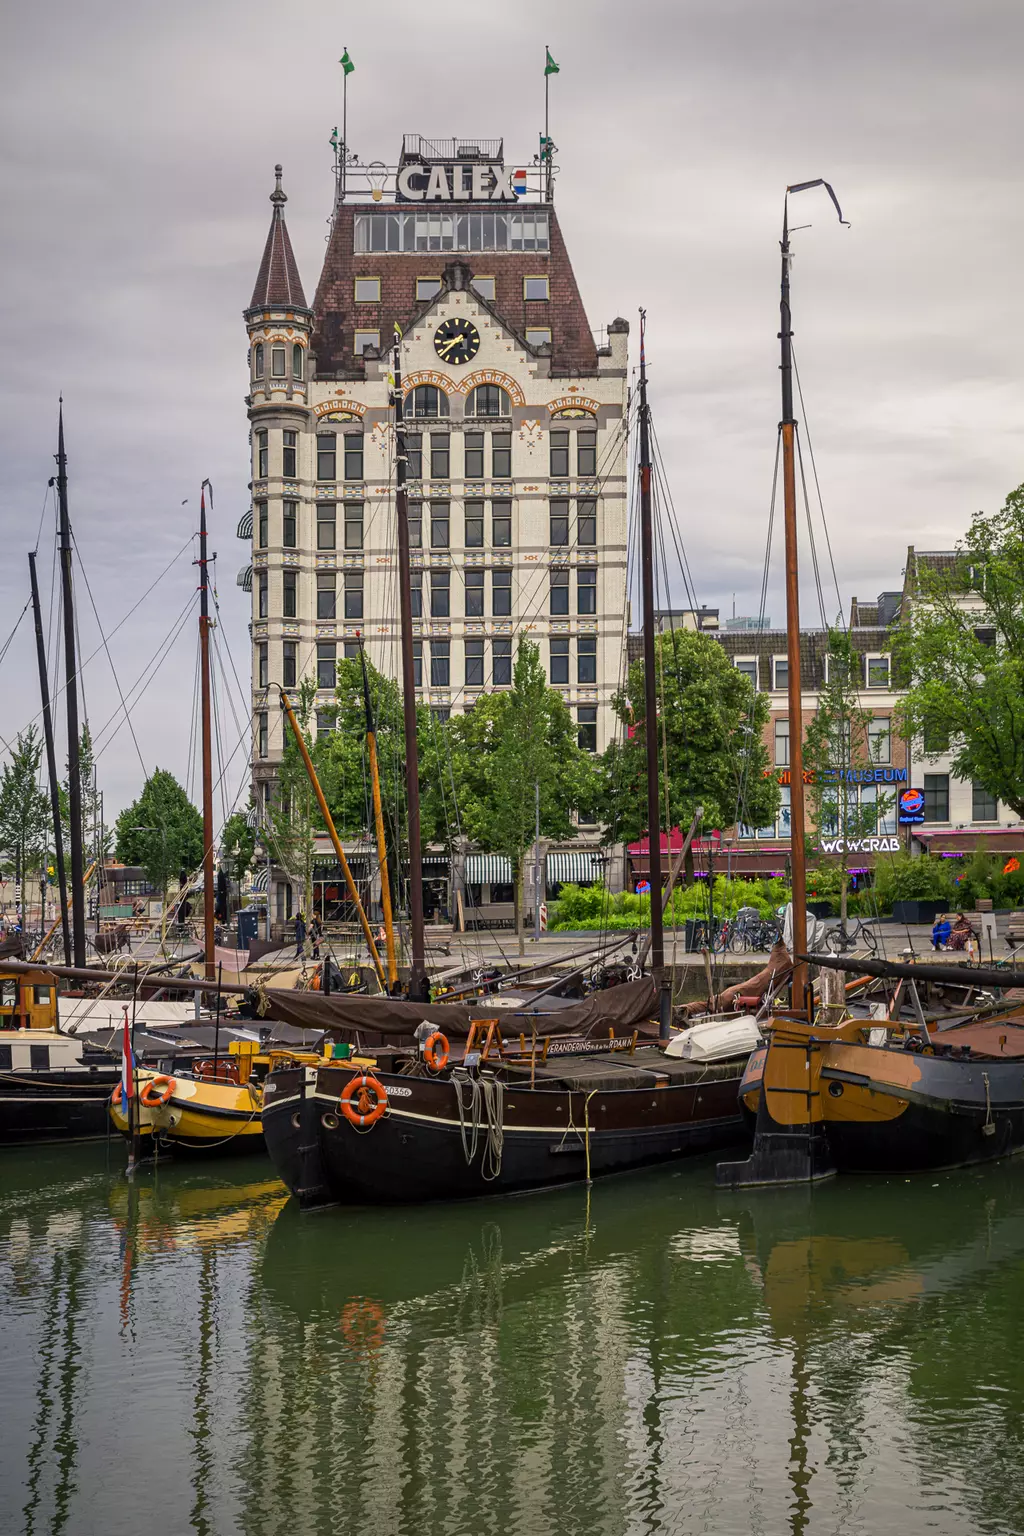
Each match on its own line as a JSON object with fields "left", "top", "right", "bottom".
{"left": 0, "top": 1147, "right": 1023, "bottom": 1534}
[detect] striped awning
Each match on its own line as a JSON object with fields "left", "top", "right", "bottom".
{"left": 250, "top": 868, "right": 269, "bottom": 892}
{"left": 237, "top": 564, "right": 253, "bottom": 592}
{"left": 464, "top": 854, "right": 512, "bottom": 884}
{"left": 236, "top": 509, "right": 254, "bottom": 539}
{"left": 245, "top": 806, "right": 261, "bottom": 830}
{"left": 547, "top": 850, "right": 606, "bottom": 885}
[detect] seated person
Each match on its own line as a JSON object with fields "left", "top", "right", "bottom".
{"left": 947, "top": 912, "right": 974, "bottom": 951}
{"left": 931, "top": 916, "right": 951, "bottom": 950}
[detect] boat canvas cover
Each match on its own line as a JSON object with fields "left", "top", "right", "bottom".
{"left": 61, "top": 999, "right": 199, "bottom": 1034}
{"left": 261, "top": 975, "right": 659, "bottom": 1041}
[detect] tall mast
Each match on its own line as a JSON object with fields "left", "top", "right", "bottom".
{"left": 55, "top": 404, "right": 86, "bottom": 967}
{"left": 779, "top": 201, "right": 808, "bottom": 1013}
{"left": 637, "top": 312, "right": 666, "bottom": 1026}
{"left": 391, "top": 328, "right": 428, "bottom": 1000}
{"left": 198, "top": 483, "right": 216, "bottom": 981}
{"left": 358, "top": 637, "right": 398, "bottom": 991}
{"left": 29, "top": 551, "right": 70, "bottom": 965}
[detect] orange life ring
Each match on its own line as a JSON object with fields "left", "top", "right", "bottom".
{"left": 111, "top": 1083, "right": 123, "bottom": 1108}
{"left": 140, "top": 1076, "right": 175, "bottom": 1107}
{"left": 339, "top": 1072, "right": 388, "bottom": 1128}
{"left": 423, "top": 1031, "right": 449, "bottom": 1072}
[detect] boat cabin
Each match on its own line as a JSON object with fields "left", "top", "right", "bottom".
{"left": 0, "top": 969, "right": 59, "bottom": 1032}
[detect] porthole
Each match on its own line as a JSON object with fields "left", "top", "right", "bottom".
{"left": 321, "top": 1112, "right": 339, "bottom": 1130}
{"left": 827, "top": 1080, "right": 845, "bottom": 1098}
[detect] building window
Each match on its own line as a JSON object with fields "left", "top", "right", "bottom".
{"left": 292, "top": 343, "right": 304, "bottom": 380}
{"left": 577, "top": 498, "right": 597, "bottom": 546}
{"left": 492, "top": 569, "right": 512, "bottom": 616}
{"left": 866, "top": 654, "right": 890, "bottom": 688}
{"left": 465, "top": 638, "right": 484, "bottom": 687}
{"left": 526, "top": 328, "right": 552, "bottom": 349}
{"left": 867, "top": 717, "right": 890, "bottom": 763}
{"left": 316, "top": 573, "right": 336, "bottom": 620}
{"left": 410, "top": 385, "right": 449, "bottom": 418}
{"left": 550, "top": 430, "right": 569, "bottom": 478}
{"left": 257, "top": 571, "right": 268, "bottom": 619}
{"left": 465, "top": 433, "right": 485, "bottom": 479}
{"left": 430, "top": 434, "right": 450, "bottom": 479}
{"left": 316, "top": 506, "right": 336, "bottom": 550}
{"left": 431, "top": 570, "right": 450, "bottom": 618}
{"left": 431, "top": 504, "right": 450, "bottom": 547}
{"left": 405, "top": 433, "right": 422, "bottom": 479}
{"left": 523, "top": 275, "right": 550, "bottom": 301}
{"left": 550, "top": 637, "right": 569, "bottom": 685}
{"left": 466, "top": 384, "right": 511, "bottom": 417}
{"left": 416, "top": 277, "right": 442, "bottom": 301}
{"left": 577, "top": 568, "right": 597, "bottom": 614}
{"left": 413, "top": 640, "right": 422, "bottom": 688}
{"left": 734, "top": 658, "right": 757, "bottom": 689}
{"left": 776, "top": 785, "right": 792, "bottom": 839}
{"left": 257, "top": 642, "right": 268, "bottom": 689}
{"left": 465, "top": 570, "right": 484, "bottom": 617}
{"left": 493, "top": 638, "right": 512, "bottom": 686}
{"left": 258, "top": 712, "right": 268, "bottom": 759}
{"left": 317, "top": 435, "right": 336, "bottom": 481}
{"left": 465, "top": 501, "right": 484, "bottom": 547}
{"left": 317, "top": 642, "right": 336, "bottom": 691}
{"left": 343, "top": 571, "right": 363, "bottom": 620}
{"left": 471, "top": 275, "right": 495, "bottom": 300}
{"left": 430, "top": 640, "right": 450, "bottom": 687}
{"left": 577, "top": 431, "right": 597, "bottom": 477}
{"left": 409, "top": 571, "right": 422, "bottom": 618}
{"left": 343, "top": 641, "right": 360, "bottom": 660}
{"left": 492, "top": 501, "right": 512, "bottom": 546}
{"left": 256, "top": 501, "right": 268, "bottom": 549}
{"left": 775, "top": 717, "right": 789, "bottom": 767}
{"left": 923, "top": 773, "right": 949, "bottom": 823}
{"left": 431, "top": 706, "right": 451, "bottom": 723}
{"left": 283, "top": 641, "right": 297, "bottom": 690}
{"left": 344, "top": 434, "right": 364, "bottom": 481}
{"left": 492, "top": 432, "right": 512, "bottom": 479}
{"left": 578, "top": 707, "right": 598, "bottom": 753}
{"left": 253, "top": 343, "right": 264, "bottom": 378}
{"left": 974, "top": 627, "right": 997, "bottom": 646}
{"left": 344, "top": 503, "right": 363, "bottom": 550}
{"left": 773, "top": 657, "right": 788, "bottom": 692}
{"left": 354, "top": 276, "right": 380, "bottom": 302}
{"left": 577, "top": 635, "right": 597, "bottom": 684}
{"left": 354, "top": 208, "right": 550, "bottom": 254}
{"left": 316, "top": 709, "right": 336, "bottom": 736}
{"left": 283, "top": 501, "right": 297, "bottom": 548}
{"left": 549, "top": 499, "right": 569, "bottom": 546}
{"left": 256, "top": 430, "right": 268, "bottom": 479}
{"left": 408, "top": 502, "right": 422, "bottom": 548}
{"left": 550, "top": 567, "right": 570, "bottom": 615}
{"left": 923, "top": 720, "right": 950, "bottom": 755}
{"left": 271, "top": 346, "right": 286, "bottom": 378}
{"left": 354, "top": 330, "right": 380, "bottom": 355}
{"left": 283, "top": 570, "right": 297, "bottom": 618}
{"left": 973, "top": 782, "right": 998, "bottom": 821}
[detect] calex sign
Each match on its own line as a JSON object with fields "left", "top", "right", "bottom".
{"left": 396, "top": 162, "right": 527, "bottom": 202}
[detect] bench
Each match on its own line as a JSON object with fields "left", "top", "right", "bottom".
{"left": 1007, "top": 912, "right": 1024, "bottom": 949}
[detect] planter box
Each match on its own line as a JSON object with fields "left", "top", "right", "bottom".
{"left": 892, "top": 899, "right": 945, "bottom": 925}
{"left": 806, "top": 900, "right": 834, "bottom": 919}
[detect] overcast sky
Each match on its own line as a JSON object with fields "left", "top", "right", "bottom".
{"left": 2, "top": 0, "right": 1022, "bottom": 819}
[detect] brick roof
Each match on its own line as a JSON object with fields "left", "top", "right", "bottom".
{"left": 249, "top": 167, "right": 308, "bottom": 311}
{"left": 625, "top": 626, "right": 897, "bottom": 689}
{"left": 311, "top": 202, "right": 600, "bottom": 381}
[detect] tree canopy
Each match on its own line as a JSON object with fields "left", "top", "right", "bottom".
{"left": 894, "top": 484, "right": 1024, "bottom": 818}
{"left": 114, "top": 769, "right": 204, "bottom": 893}
{"left": 0, "top": 728, "right": 50, "bottom": 878}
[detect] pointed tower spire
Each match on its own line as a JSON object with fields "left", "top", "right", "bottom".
{"left": 249, "top": 163, "right": 308, "bottom": 310}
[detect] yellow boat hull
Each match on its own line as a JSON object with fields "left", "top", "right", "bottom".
{"left": 110, "top": 1069, "right": 265, "bottom": 1155}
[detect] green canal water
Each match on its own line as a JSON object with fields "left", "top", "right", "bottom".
{"left": 2, "top": 1146, "right": 1024, "bottom": 1536}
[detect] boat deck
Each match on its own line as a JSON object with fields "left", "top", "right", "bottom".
{"left": 497, "top": 1046, "right": 744, "bottom": 1093}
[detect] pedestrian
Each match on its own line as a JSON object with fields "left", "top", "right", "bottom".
{"left": 947, "top": 912, "right": 973, "bottom": 952}
{"left": 309, "top": 914, "right": 322, "bottom": 960}
{"left": 931, "top": 915, "right": 951, "bottom": 951}
{"left": 294, "top": 909, "right": 306, "bottom": 958}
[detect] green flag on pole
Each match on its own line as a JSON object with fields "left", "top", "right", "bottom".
{"left": 340, "top": 49, "right": 355, "bottom": 75}
{"left": 544, "top": 48, "right": 559, "bottom": 76}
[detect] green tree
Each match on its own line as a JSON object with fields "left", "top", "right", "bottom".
{"left": 0, "top": 729, "right": 51, "bottom": 892}
{"left": 600, "top": 628, "right": 779, "bottom": 845}
{"left": 220, "top": 807, "right": 257, "bottom": 885}
{"left": 803, "top": 628, "right": 893, "bottom": 924}
{"left": 115, "top": 769, "right": 204, "bottom": 899}
{"left": 894, "top": 485, "right": 1024, "bottom": 816}
{"left": 448, "top": 639, "right": 597, "bottom": 954}
{"left": 267, "top": 676, "right": 321, "bottom": 917}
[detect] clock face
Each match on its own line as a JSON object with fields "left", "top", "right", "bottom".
{"left": 433, "top": 316, "right": 480, "bottom": 366}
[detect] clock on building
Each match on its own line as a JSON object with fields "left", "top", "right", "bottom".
{"left": 433, "top": 316, "right": 480, "bottom": 365}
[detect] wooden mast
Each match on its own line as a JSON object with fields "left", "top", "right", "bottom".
{"left": 29, "top": 551, "right": 71, "bottom": 965}
{"left": 55, "top": 404, "right": 86, "bottom": 967}
{"left": 358, "top": 636, "right": 398, "bottom": 991}
{"left": 198, "top": 483, "right": 216, "bottom": 981}
{"left": 391, "top": 326, "right": 429, "bottom": 1000}
{"left": 636, "top": 311, "right": 669, "bottom": 1036}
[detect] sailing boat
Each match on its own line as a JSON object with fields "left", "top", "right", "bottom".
{"left": 717, "top": 185, "right": 1024, "bottom": 1186}
{"left": 260, "top": 317, "right": 757, "bottom": 1209}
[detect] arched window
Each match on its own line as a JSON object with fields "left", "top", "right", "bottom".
{"left": 466, "top": 384, "right": 511, "bottom": 418}
{"left": 292, "top": 343, "right": 304, "bottom": 380}
{"left": 409, "top": 385, "right": 449, "bottom": 418}
{"left": 253, "top": 343, "right": 264, "bottom": 378}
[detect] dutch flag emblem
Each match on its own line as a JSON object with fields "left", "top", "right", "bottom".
{"left": 511, "top": 168, "right": 528, "bottom": 198}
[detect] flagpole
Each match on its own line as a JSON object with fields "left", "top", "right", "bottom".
{"left": 544, "top": 47, "right": 550, "bottom": 202}
{"left": 342, "top": 58, "right": 347, "bottom": 203}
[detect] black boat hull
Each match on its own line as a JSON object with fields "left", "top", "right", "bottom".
{"left": 0, "top": 1071, "right": 119, "bottom": 1145}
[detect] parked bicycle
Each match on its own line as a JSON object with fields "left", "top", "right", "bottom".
{"left": 728, "top": 910, "right": 781, "bottom": 952}
{"left": 823, "top": 917, "right": 879, "bottom": 955}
